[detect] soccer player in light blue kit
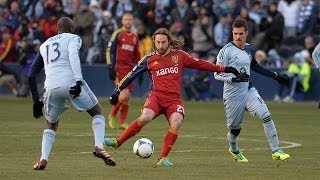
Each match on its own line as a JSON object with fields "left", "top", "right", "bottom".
{"left": 214, "top": 17, "right": 290, "bottom": 162}
{"left": 28, "top": 17, "right": 116, "bottom": 170}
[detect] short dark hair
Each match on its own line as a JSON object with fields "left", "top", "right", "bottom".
{"left": 232, "top": 17, "right": 248, "bottom": 31}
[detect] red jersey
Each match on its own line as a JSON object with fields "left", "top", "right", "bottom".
{"left": 106, "top": 28, "right": 141, "bottom": 72}
{"left": 117, "top": 49, "right": 225, "bottom": 99}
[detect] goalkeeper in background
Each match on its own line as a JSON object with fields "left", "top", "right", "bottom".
{"left": 214, "top": 17, "right": 290, "bottom": 163}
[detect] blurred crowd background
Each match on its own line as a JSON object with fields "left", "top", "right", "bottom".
{"left": 0, "top": 0, "right": 320, "bottom": 102}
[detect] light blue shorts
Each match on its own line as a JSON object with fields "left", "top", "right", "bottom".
{"left": 224, "top": 87, "right": 267, "bottom": 129}
{"left": 43, "top": 81, "right": 98, "bottom": 123}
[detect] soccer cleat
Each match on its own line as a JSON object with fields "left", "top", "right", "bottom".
{"left": 229, "top": 148, "right": 248, "bottom": 163}
{"left": 93, "top": 146, "right": 116, "bottom": 166}
{"left": 119, "top": 122, "right": 129, "bottom": 129}
{"left": 104, "top": 138, "right": 119, "bottom": 148}
{"left": 157, "top": 157, "right": 173, "bottom": 167}
{"left": 108, "top": 114, "right": 117, "bottom": 129}
{"left": 272, "top": 149, "right": 290, "bottom": 161}
{"left": 32, "top": 159, "right": 48, "bottom": 170}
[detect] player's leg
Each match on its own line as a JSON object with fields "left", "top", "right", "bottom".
{"left": 118, "top": 88, "right": 131, "bottom": 129}
{"left": 108, "top": 80, "right": 121, "bottom": 129}
{"left": 33, "top": 121, "right": 59, "bottom": 170}
{"left": 157, "top": 102, "right": 184, "bottom": 166}
{"left": 105, "top": 108, "right": 156, "bottom": 148}
{"left": 33, "top": 87, "right": 68, "bottom": 170}
{"left": 224, "top": 97, "right": 248, "bottom": 162}
{"left": 71, "top": 81, "right": 116, "bottom": 166}
{"left": 87, "top": 103, "right": 116, "bottom": 166}
{"left": 157, "top": 113, "right": 183, "bottom": 167}
{"left": 87, "top": 103, "right": 106, "bottom": 150}
{"left": 246, "top": 88, "right": 290, "bottom": 160}
{"left": 105, "top": 95, "right": 159, "bottom": 148}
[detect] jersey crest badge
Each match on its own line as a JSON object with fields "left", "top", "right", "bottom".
{"left": 172, "top": 55, "right": 178, "bottom": 64}
{"left": 122, "top": 38, "right": 125, "bottom": 42}
{"left": 153, "top": 61, "right": 159, "bottom": 65}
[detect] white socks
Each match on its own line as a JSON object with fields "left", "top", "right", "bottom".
{"left": 38, "top": 115, "right": 105, "bottom": 161}
{"left": 40, "top": 129, "right": 56, "bottom": 161}
{"left": 263, "top": 120, "right": 279, "bottom": 152}
{"left": 227, "top": 132, "right": 239, "bottom": 153}
{"left": 92, "top": 115, "right": 105, "bottom": 149}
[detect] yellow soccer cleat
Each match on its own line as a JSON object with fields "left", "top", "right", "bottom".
{"left": 229, "top": 148, "right": 248, "bottom": 163}
{"left": 157, "top": 157, "right": 173, "bottom": 167}
{"left": 272, "top": 149, "right": 290, "bottom": 161}
{"left": 119, "top": 122, "right": 129, "bottom": 129}
{"left": 108, "top": 114, "right": 117, "bottom": 129}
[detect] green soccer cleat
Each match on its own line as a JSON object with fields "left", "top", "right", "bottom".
{"left": 229, "top": 148, "right": 248, "bottom": 163}
{"left": 157, "top": 157, "right": 173, "bottom": 167}
{"left": 272, "top": 149, "right": 290, "bottom": 161}
{"left": 119, "top": 122, "right": 129, "bottom": 129}
{"left": 108, "top": 114, "right": 117, "bottom": 129}
{"left": 104, "top": 138, "right": 119, "bottom": 148}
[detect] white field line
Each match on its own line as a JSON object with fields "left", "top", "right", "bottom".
{"left": 0, "top": 133, "right": 301, "bottom": 155}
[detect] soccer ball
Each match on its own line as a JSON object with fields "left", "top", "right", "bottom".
{"left": 133, "top": 138, "right": 154, "bottom": 158}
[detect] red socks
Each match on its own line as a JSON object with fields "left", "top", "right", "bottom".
{"left": 160, "top": 129, "right": 178, "bottom": 158}
{"left": 117, "top": 119, "right": 143, "bottom": 146}
{"left": 119, "top": 104, "right": 129, "bottom": 124}
{"left": 110, "top": 101, "right": 129, "bottom": 125}
{"left": 110, "top": 102, "right": 121, "bottom": 117}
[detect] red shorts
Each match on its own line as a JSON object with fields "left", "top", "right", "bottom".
{"left": 143, "top": 93, "right": 185, "bottom": 120}
{"left": 116, "top": 70, "right": 134, "bottom": 92}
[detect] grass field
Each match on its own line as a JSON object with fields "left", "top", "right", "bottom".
{"left": 0, "top": 96, "right": 319, "bottom": 180}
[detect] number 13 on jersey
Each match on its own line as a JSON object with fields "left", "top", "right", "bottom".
{"left": 45, "top": 42, "right": 61, "bottom": 64}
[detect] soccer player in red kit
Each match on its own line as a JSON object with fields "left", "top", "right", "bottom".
{"left": 106, "top": 12, "right": 141, "bottom": 129}
{"left": 104, "top": 28, "right": 239, "bottom": 166}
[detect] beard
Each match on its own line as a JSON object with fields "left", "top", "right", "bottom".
{"left": 156, "top": 46, "right": 169, "bottom": 55}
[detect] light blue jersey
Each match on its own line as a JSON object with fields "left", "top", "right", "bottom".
{"left": 214, "top": 42, "right": 266, "bottom": 129}
{"left": 214, "top": 42, "right": 253, "bottom": 99}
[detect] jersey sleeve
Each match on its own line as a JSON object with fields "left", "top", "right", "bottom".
{"left": 116, "top": 56, "right": 149, "bottom": 92}
{"left": 182, "top": 50, "right": 225, "bottom": 72}
{"left": 249, "top": 45, "right": 276, "bottom": 78}
{"left": 106, "top": 30, "right": 120, "bottom": 67}
{"left": 68, "top": 35, "right": 83, "bottom": 81}
{"left": 214, "top": 47, "right": 233, "bottom": 82}
{"left": 28, "top": 52, "right": 44, "bottom": 101}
